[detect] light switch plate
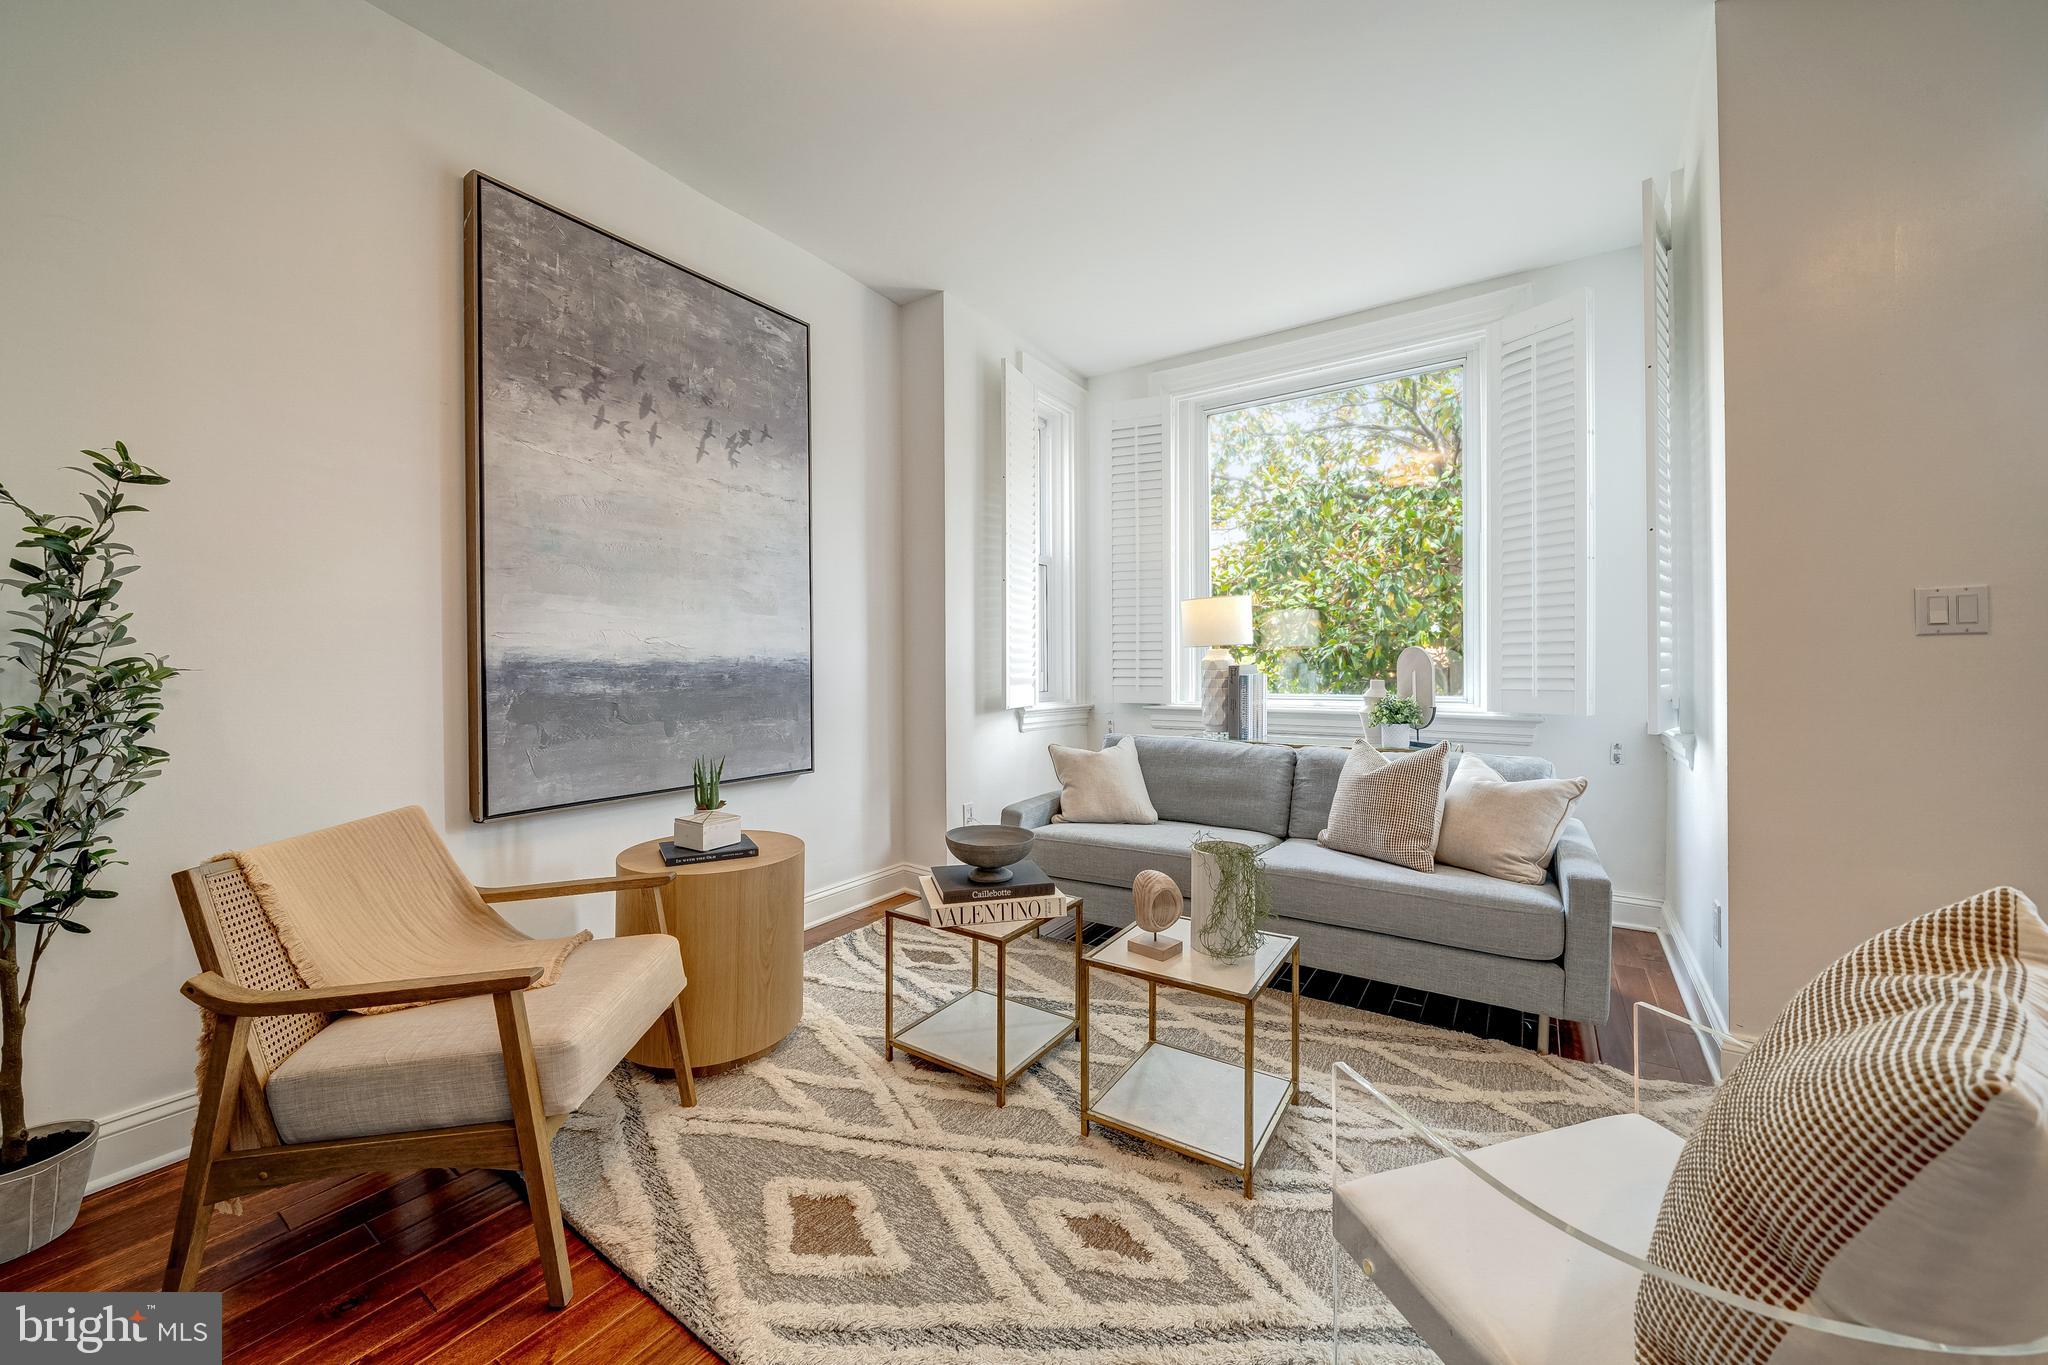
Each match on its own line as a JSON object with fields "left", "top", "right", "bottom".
{"left": 1917, "top": 584, "right": 1990, "bottom": 636}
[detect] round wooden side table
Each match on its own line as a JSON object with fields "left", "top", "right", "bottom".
{"left": 614, "top": 830, "right": 805, "bottom": 1073}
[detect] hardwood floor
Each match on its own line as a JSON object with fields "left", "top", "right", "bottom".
{"left": 2, "top": 899, "right": 1706, "bottom": 1360}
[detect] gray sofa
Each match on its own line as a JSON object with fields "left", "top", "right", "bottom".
{"left": 1001, "top": 734, "right": 1612, "bottom": 1049}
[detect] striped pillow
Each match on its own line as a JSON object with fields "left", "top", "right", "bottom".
{"left": 1316, "top": 741, "right": 1449, "bottom": 872}
{"left": 1636, "top": 886, "right": 2048, "bottom": 1362}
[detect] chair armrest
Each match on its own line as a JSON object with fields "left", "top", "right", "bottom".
{"left": 1551, "top": 818, "right": 1613, "bottom": 1024}
{"left": 1329, "top": 1060, "right": 2043, "bottom": 1355}
{"left": 1003, "top": 791, "right": 1061, "bottom": 829}
{"left": 181, "top": 967, "right": 541, "bottom": 1016}
{"left": 476, "top": 872, "right": 674, "bottom": 903}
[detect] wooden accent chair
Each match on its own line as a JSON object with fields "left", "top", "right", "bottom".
{"left": 166, "top": 838, "right": 695, "bottom": 1309}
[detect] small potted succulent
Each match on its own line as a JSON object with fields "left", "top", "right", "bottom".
{"left": 1368, "top": 692, "right": 1425, "bottom": 750}
{"left": 674, "top": 755, "right": 741, "bottom": 850}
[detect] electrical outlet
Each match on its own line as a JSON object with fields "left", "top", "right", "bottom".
{"left": 961, "top": 802, "right": 975, "bottom": 825}
{"left": 1609, "top": 742, "right": 1623, "bottom": 766}
{"left": 1714, "top": 900, "right": 1724, "bottom": 948}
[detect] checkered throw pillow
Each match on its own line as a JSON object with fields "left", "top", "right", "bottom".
{"left": 1636, "top": 885, "right": 2048, "bottom": 1362}
{"left": 1316, "top": 741, "right": 1449, "bottom": 872}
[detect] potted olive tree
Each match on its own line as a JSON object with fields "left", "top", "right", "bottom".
{"left": 0, "top": 444, "right": 175, "bottom": 1262}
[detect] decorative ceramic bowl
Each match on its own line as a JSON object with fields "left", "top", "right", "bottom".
{"left": 943, "top": 824, "right": 1036, "bottom": 884}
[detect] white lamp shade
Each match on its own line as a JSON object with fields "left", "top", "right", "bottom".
{"left": 1180, "top": 595, "right": 1254, "bottom": 648}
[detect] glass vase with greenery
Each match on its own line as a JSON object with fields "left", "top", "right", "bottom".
{"left": 1190, "top": 835, "right": 1272, "bottom": 960}
{"left": 0, "top": 445, "right": 176, "bottom": 1171}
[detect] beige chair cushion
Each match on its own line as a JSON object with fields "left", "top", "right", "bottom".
{"left": 1637, "top": 886, "right": 2048, "bottom": 1364}
{"left": 1436, "top": 756, "right": 1588, "bottom": 885}
{"left": 265, "top": 934, "right": 685, "bottom": 1143}
{"left": 1318, "top": 740, "right": 1449, "bottom": 872}
{"left": 1335, "top": 1113, "right": 1679, "bottom": 1365}
{"left": 1049, "top": 738, "right": 1158, "bottom": 824}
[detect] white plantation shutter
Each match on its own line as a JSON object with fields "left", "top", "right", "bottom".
{"left": 1106, "top": 396, "right": 1170, "bottom": 704}
{"left": 1488, "top": 291, "right": 1594, "bottom": 716}
{"left": 1643, "top": 179, "right": 1681, "bottom": 734}
{"left": 1003, "top": 360, "right": 1040, "bottom": 709}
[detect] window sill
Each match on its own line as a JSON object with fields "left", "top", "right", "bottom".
{"left": 1016, "top": 701, "right": 1094, "bottom": 733}
{"left": 1143, "top": 701, "right": 1541, "bottom": 749}
{"left": 1658, "top": 728, "right": 1697, "bottom": 768}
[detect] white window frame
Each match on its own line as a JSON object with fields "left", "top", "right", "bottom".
{"left": 1148, "top": 286, "right": 1531, "bottom": 730}
{"left": 1015, "top": 355, "right": 1091, "bottom": 731}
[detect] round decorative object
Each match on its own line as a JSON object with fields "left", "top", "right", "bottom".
{"left": 1131, "top": 869, "right": 1183, "bottom": 934}
{"left": 944, "top": 823, "right": 1035, "bottom": 884}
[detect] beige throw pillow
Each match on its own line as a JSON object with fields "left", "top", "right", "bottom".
{"left": 1317, "top": 740, "right": 1449, "bottom": 872}
{"left": 1435, "top": 757, "right": 1587, "bottom": 884}
{"left": 1636, "top": 886, "right": 2048, "bottom": 1363}
{"left": 1048, "top": 739, "right": 1157, "bottom": 824}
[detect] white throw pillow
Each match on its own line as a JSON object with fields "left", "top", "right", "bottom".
{"left": 1048, "top": 739, "right": 1157, "bottom": 824}
{"left": 1435, "top": 756, "right": 1587, "bottom": 885}
{"left": 1317, "top": 740, "right": 1449, "bottom": 872}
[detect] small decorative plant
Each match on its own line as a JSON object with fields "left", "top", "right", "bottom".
{"left": 1369, "top": 693, "right": 1425, "bottom": 730}
{"left": 691, "top": 755, "right": 726, "bottom": 812}
{"left": 1, "top": 444, "right": 176, "bottom": 1171}
{"left": 1190, "top": 835, "right": 1272, "bottom": 960}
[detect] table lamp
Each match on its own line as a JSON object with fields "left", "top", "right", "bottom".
{"left": 1181, "top": 595, "right": 1254, "bottom": 736}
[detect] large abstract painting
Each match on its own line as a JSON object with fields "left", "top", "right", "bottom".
{"left": 465, "top": 173, "right": 812, "bottom": 821}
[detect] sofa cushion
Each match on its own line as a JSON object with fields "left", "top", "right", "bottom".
{"left": 1319, "top": 741, "right": 1450, "bottom": 872}
{"left": 1288, "top": 744, "right": 1557, "bottom": 841}
{"left": 1437, "top": 757, "right": 1588, "bottom": 885}
{"left": 1032, "top": 819, "right": 1280, "bottom": 893}
{"left": 266, "top": 934, "right": 685, "bottom": 1143}
{"left": 1049, "top": 737, "right": 1157, "bottom": 823}
{"left": 1258, "top": 838, "right": 1565, "bottom": 960}
{"left": 1131, "top": 734, "right": 1295, "bottom": 838}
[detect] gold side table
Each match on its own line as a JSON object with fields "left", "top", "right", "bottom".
{"left": 1078, "top": 918, "right": 1300, "bottom": 1197}
{"left": 883, "top": 895, "right": 1081, "bottom": 1107}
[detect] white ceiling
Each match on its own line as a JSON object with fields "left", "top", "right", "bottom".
{"left": 372, "top": 0, "right": 1710, "bottom": 376}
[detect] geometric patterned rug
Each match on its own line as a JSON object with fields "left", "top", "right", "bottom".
{"left": 551, "top": 921, "right": 1710, "bottom": 1364}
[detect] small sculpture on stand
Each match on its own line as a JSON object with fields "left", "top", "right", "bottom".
{"left": 1128, "top": 869, "right": 1185, "bottom": 960}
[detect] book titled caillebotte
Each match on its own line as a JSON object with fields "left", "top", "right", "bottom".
{"left": 926, "top": 860, "right": 1055, "bottom": 904}
{"left": 658, "top": 834, "right": 760, "bottom": 867}
{"left": 915, "top": 876, "right": 1064, "bottom": 929}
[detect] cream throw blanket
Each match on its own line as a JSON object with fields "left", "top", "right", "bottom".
{"left": 230, "top": 805, "right": 589, "bottom": 1014}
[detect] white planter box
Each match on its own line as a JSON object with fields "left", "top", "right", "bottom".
{"left": 1378, "top": 724, "right": 1415, "bottom": 749}
{"left": 674, "top": 809, "right": 742, "bottom": 850}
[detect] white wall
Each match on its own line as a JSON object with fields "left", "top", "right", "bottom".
{"left": 1660, "top": 23, "right": 1730, "bottom": 1031}
{"left": 1087, "top": 250, "right": 1670, "bottom": 909}
{"left": 0, "top": 0, "right": 906, "bottom": 1186}
{"left": 1716, "top": 0, "right": 2048, "bottom": 1032}
{"left": 897, "top": 296, "right": 951, "bottom": 866}
{"left": 932, "top": 296, "right": 1090, "bottom": 855}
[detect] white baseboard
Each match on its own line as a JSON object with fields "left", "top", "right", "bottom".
{"left": 1611, "top": 893, "right": 1665, "bottom": 933}
{"left": 1615, "top": 894, "right": 1735, "bottom": 1083}
{"left": 79, "top": 861, "right": 923, "bottom": 1198}
{"left": 87, "top": 1088, "right": 198, "bottom": 1194}
{"left": 803, "top": 861, "right": 920, "bottom": 927}
{"left": 1658, "top": 906, "right": 1731, "bottom": 1041}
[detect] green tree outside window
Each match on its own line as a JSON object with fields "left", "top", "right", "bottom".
{"left": 1208, "top": 365, "right": 1465, "bottom": 698}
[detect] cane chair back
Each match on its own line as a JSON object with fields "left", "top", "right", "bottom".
{"left": 175, "top": 858, "right": 330, "bottom": 1088}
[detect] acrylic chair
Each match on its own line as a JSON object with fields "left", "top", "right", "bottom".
{"left": 165, "top": 814, "right": 695, "bottom": 1309}
{"left": 1328, "top": 1002, "right": 2048, "bottom": 1362}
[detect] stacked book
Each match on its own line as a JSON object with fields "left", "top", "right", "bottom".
{"left": 916, "top": 860, "right": 1064, "bottom": 929}
{"left": 658, "top": 833, "right": 760, "bottom": 867}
